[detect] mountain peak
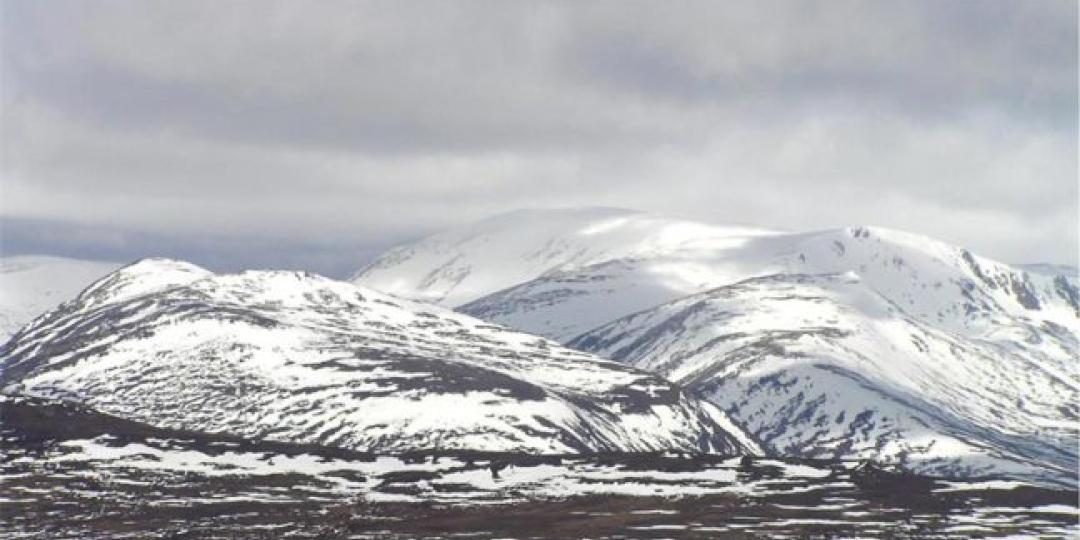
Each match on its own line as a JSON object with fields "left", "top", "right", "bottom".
{"left": 75, "top": 258, "right": 212, "bottom": 310}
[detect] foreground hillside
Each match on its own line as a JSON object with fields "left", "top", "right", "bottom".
{"left": 0, "top": 258, "right": 754, "bottom": 455}
{"left": 353, "top": 208, "right": 1079, "bottom": 484}
{"left": 3, "top": 395, "right": 1076, "bottom": 539}
{"left": 0, "top": 256, "right": 120, "bottom": 340}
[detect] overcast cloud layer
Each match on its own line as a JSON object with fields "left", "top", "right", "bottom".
{"left": 2, "top": 0, "right": 1076, "bottom": 276}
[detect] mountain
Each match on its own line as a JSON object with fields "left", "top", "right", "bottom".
{"left": 356, "top": 210, "right": 1078, "bottom": 350}
{"left": 0, "top": 258, "right": 757, "bottom": 455}
{"left": 352, "top": 209, "right": 1078, "bottom": 484}
{"left": 457, "top": 224, "right": 1079, "bottom": 344}
{"left": 0, "top": 255, "right": 121, "bottom": 341}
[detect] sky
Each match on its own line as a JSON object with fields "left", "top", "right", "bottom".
{"left": 1, "top": 1, "right": 1076, "bottom": 277}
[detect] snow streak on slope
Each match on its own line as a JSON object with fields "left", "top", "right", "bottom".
{"left": 569, "top": 272, "right": 1078, "bottom": 485}
{"left": 0, "top": 256, "right": 120, "bottom": 341}
{"left": 0, "top": 259, "right": 756, "bottom": 455}
{"left": 353, "top": 207, "right": 776, "bottom": 307}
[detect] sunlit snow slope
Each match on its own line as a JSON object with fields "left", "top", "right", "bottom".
{"left": 353, "top": 209, "right": 1079, "bottom": 484}
{"left": 0, "top": 256, "right": 120, "bottom": 341}
{"left": 0, "top": 258, "right": 756, "bottom": 455}
{"left": 353, "top": 207, "right": 776, "bottom": 308}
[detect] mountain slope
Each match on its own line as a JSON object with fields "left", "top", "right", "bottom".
{"left": 0, "top": 255, "right": 121, "bottom": 341}
{"left": 569, "top": 272, "right": 1077, "bottom": 484}
{"left": 0, "top": 258, "right": 756, "bottom": 455}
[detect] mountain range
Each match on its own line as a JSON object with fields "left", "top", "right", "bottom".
{"left": 353, "top": 208, "right": 1078, "bottom": 484}
{"left": 1, "top": 208, "right": 1075, "bottom": 485}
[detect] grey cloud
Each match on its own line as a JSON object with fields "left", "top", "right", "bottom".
{"left": 1, "top": 0, "right": 1076, "bottom": 269}
{"left": 14, "top": 1, "right": 1071, "bottom": 154}
{"left": 566, "top": 1, "right": 1075, "bottom": 127}
{"left": 5, "top": 1, "right": 689, "bottom": 155}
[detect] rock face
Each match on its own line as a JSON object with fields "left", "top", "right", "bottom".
{"left": 0, "top": 256, "right": 120, "bottom": 341}
{"left": 352, "top": 209, "right": 1078, "bottom": 484}
{"left": 0, "top": 259, "right": 757, "bottom": 455}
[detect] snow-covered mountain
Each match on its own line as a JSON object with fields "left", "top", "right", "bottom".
{"left": 0, "top": 258, "right": 756, "bottom": 455}
{"left": 0, "top": 255, "right": 120, "bottom": 341}
{"left": 456, "top": 224, "right": 1078, "bottom": 345}
{"left": 352, "top": 209, "right": 1079, "bottom": 484}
